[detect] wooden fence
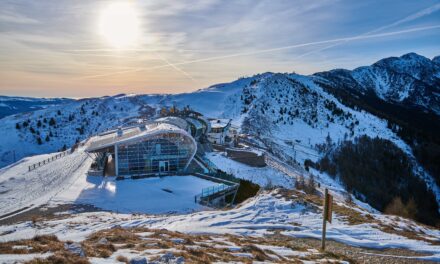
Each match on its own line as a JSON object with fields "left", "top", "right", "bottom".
{"left": 28, "top": 150, "right": 69, "bottom": 172}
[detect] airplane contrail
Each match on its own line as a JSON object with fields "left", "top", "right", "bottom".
{"left": 153, "top": 52, "right": 198, "bottom": 83}
{"left": 293, "top": 3, "right": 440, "bottom": 60}
{"left": 78, "top": 24, "right": 440, "bottom": 80}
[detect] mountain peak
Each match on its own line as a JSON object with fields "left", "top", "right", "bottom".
{"left": 373, "top": 52, "right": 430, "bottom": 68}
{"left": 400, "top": 52, "right": 426, "bottom": 61}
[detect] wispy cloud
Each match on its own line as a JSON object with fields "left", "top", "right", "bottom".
{"left": 293, "top": 2, "right": 440, "bottom": 60}
{"left": 0, "top": 0, "right": 439, "bottom": 97}
{"left": 0, "top": 10, "right": 39, "bottom": 24}
{"left": 78, "top": 24, "right": 440, "bottom": 79}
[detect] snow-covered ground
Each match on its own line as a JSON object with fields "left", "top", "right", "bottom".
{"left": 54, "top": 175, "right": 217, "bottom": 214}
{"left": 1, "top": 190, "right": 440, "bottom": 261}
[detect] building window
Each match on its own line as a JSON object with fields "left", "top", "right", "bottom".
{"left": 116, "top": 133, "right": 195, "bottom": 176}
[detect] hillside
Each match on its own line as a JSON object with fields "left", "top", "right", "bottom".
{"left": 0, "top": 95, "right": 156, "bottom": 167}
{"left": 313, "top": 53, "right": 440, "bottom": 195}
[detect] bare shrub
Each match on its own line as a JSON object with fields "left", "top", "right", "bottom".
{"left": 385, "top": 197, "right": 417, "bottom": 220}
{"left": 295, "top": 174, "right": 316, "bottom": 195}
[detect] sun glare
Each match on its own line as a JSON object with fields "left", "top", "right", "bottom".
{"left": 99, "top": 2, "right": 141, "bottom": 49}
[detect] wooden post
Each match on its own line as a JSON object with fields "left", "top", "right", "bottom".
{"left": 321, "top": 188, "right": 328, "bottom": 251}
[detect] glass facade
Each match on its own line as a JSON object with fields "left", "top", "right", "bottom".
{"left": 116, "top": 132, "right": 196, "bottom": 176}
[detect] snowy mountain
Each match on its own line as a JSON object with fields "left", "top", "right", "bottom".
{"left": 0, "top": 96, "right": 73, "bottom": 119}
{"left": 314, "top": 52, "right": 440, "bottom": 115}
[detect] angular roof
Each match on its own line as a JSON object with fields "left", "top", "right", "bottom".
{"left": 210, "top": 118, "right": 231, "bottom": 129}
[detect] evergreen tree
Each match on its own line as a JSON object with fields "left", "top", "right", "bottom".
{"left": 49, "top": 117, "right": 56, "bottom": 126}
{"left": 318, "top": 135, "right": 440, "bottom": 226}
{"left": 15, "top": 123, "right": 21, "bottom": 129}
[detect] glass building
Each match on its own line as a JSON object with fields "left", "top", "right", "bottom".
{"left": 87, "top": 121, "right": 197, "bottom": 177}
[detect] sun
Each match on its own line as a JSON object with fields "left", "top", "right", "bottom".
{"left": 98, "top": 2, "right": 141, "bottom": 49}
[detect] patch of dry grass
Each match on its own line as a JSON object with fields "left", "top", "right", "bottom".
{"left": 25, "top": 252, "right": 90, "bottom": 264}
{"left": 2, "top": 226, "right": 354, "bottom": 263}
{"left": 0, "top": 235, "right": 63, "bottom": 254}
{"left": 0, "top": 234, "right": 90, "bottom": 264}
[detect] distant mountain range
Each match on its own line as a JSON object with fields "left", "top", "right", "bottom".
{"left": 0, "top": 96, "right": 73, "bottom": 119}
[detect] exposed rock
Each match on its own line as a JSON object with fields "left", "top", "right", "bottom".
{"left": 129, "top": 256, "right": 147, "bottom": 264}
{"left": 64, "top": 242, "right": 85, "bottom": 257}
{"left": 97, "top": 237, "right": 108, "bottom": 245}
{"left": 150, "top": 252, "right": 185, "bottom": 263}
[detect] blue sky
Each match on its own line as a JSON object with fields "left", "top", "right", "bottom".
{"left": 0, "top": 0, "right": 439, "bottom": 97}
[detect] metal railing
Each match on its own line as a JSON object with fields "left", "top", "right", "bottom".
{"left": 28, "top": 150, "right": 69, "bottom": 172}
{"left": 200, "top": 184, "right": 230, "bottom": 198}
{"left": 194, "top": 171, "right": 240, "bottom": 206}
{"left": 197, "top": 155, "right": 218, "bottom": 172}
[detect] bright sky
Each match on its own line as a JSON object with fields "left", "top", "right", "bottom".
{"left": 0, "top": 0, "right": 439, "bottom": 98}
